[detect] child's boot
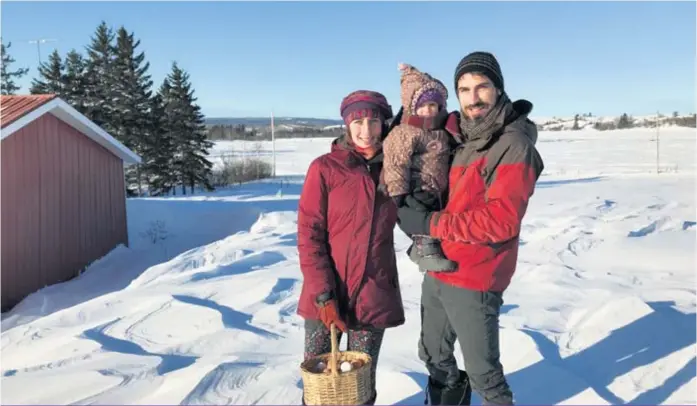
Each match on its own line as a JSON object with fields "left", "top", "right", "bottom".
{"left": 410, "top": 236, "right": 458, "bottom": 272}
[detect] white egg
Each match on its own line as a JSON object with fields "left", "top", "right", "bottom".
{"left": 340, "top": 361, "right": 352, "bottom": 372}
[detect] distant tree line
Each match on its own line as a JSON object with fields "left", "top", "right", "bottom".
{"left": 206, "top": 124, "right": 346, "bottom": 141}
{"left": 1, "top": 23, "right": 215, "bottom": 197}
{"left": 541, "top": 111, "right": 696, "bottom": 132}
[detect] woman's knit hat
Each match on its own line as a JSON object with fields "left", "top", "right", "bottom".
{"left": 340, "top": 90, "right": 394, "bottom": 126}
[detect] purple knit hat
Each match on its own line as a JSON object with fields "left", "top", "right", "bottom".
{"left": 415, "top": 89, "right": 445, "bottom": 110}
{"left": 340, "top": 90, "right": 394, "bottom": 125}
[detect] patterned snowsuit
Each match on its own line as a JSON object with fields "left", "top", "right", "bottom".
{"left": 382, "top": 64, "right": 451, "bottom": 201}
{"left": 382, "top": 64, "right": 457, "bottom": 273}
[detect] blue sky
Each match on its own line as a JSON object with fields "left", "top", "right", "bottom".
{"left": 2, "top": 1, "right": 695, "bottom": 119}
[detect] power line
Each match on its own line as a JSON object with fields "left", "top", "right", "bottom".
{"left": 26, "top": 38, "right": 58, "bottom": 66}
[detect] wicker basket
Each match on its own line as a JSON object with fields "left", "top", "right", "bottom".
{"left": 300, "top": 323, "right": 373, "bottom": 405}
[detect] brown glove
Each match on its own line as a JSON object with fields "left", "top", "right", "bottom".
{"left": 318, "top": 299, "right": 347, "bottom": 332}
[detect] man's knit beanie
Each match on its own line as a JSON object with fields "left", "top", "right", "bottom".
{"left": 340, "top": 90, "right": 393, "bottom": 126}
{"left": 453, "top": 51, "right": 504, "bottom": 92}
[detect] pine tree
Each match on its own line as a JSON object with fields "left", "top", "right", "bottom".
{"left": 83, "top": 21, "right": 118, "bottom": 134}
{"left": 160, "top": 62, "right": 214, "bottom": 195}
{"left": 62, "top": 49, "right": 88, "bottom": 113}
{"left": 1, "top": 41, "right": 29, "bottom": 95}
{"left": 143, "top": 88, "right": 176, "bottom": 196}
{"left": 185, "top": 99, "right": 214, "bottom": 193}
{"left": 30, "top": 49, "right": 65, "bottom": 95}
{"left": 617, "top": 113, "right": 632, "bottom": 129}
{"left": 112, "top": 26, "right": 155, "bottom": 195}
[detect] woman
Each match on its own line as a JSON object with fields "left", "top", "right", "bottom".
{"left": 297, "top": 90, "right": 405, "bottom": 405}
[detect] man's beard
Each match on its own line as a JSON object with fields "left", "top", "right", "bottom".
{"left": 463, "top": 102, "right": 490, "bottom": 122}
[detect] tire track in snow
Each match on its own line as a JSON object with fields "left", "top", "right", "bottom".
{"left": 181, "top": 353, "right": 304, "bottom": 405}
{"left": 121, "top": 299, "right": 174, "bottom": 349}
{"left": 181, "top": 361, "right": 268, "bottom": 405}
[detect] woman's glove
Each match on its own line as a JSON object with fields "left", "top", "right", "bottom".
{"left": 318, "top": 299, "right": 347, "bottom": 332}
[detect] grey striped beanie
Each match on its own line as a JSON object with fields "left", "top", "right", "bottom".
{"left": 453, "top": 51, "right": 504, "bottom": 91}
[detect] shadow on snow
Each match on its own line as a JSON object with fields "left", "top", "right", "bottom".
{"left": 394, "top": 300, "right": 695, "bottom": 405}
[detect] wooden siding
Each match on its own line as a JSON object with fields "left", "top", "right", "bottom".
{"left": 1, "top": 112, "right": 128, "bottom": 311}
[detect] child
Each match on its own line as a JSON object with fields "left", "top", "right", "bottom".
{"left": 382, "top": 63, "right": 457, "bottom": 273}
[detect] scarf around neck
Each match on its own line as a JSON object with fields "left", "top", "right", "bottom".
{"left": 459, "top": 92, "right": 516, "bottom": 144}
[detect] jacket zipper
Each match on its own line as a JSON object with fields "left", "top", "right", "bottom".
{"left": 449, "top": 144, "right": 474, "bottom": 203}
{"left": 348, "top": 163, "right": 377, "bottom": 314}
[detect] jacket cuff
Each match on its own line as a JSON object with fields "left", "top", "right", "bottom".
{"left": 429, "top": 211, "right": 443, "bottom": 239}
{"left": 315, "top": 290, "right": 334, "bottom": 307}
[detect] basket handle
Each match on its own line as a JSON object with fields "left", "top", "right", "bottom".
{"left": 329, "top": 323, "right": 339, "bottom": 378}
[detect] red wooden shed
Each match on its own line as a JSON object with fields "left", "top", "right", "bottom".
{"left": 1, "top": 94, "right": 141, "bottom": 311}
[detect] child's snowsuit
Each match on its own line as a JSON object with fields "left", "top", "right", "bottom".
{"left": 382, "top": 64, "right": 457, "bottom": 272}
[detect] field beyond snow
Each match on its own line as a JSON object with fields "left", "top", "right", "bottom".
{"left": 2, "top": 128, "right": 695, "bottom": 405}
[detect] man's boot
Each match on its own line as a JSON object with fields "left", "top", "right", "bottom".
{"left": 363, "top": 391, "right": 377, "bottom": 405}
{"left": 410, "top": 236, "right": 458, "bottom": 273}
{"left": 424, "top": 370, "right": 472, "bottom": 405}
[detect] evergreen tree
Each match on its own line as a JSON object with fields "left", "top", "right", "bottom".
{"left": 185, "top": 97, "right": 214, "bottom": 193}
{"left": 112, "top": 26, "right": 155, "bottom": 195}
{"left": 62, "top": 49, "right": 88, "bottom": 113}
{"left": 143, "top": 88, "right": 176, "bottom": 196}
{"left": 30, "top": 49, "right": 65, "bottom": 95}
{"left": 617, "top": 113, "right": 633, "bottom": 129}
{"left": 160, "top": 62, "right": 214, "bottom": 195}
{"left": 83, "top": 21, "right": 118, "bottom": 134}
{"left": 1, "top": 41, "right": 29, "bottom": 95}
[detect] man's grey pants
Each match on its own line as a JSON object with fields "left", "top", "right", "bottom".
{"left": 418, "top": 273, "right": 514, "bottom": 405}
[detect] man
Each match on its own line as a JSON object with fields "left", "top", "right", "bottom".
{"left": 396, "top": 51, "right": 544, "bottom": 405}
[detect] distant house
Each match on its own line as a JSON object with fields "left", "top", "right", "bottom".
{"left": 0, "top": 94, "right": 141, "bottom": 311}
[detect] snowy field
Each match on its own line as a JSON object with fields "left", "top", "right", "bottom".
{"left": 2, "top": 127, "right": 696, "bottom": 405}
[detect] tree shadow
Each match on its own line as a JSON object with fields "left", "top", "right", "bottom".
{"left": 509, "top": 300, "right": 695, "bottom": 404}
{"left": 172, "top": 294, "right": 282, "bottom": 339}
{"left": 393, "top": 301, "right": 695, "bottom": 405}
{"left": 629, "top": 356, "right": 696, "bottom": 404}
{"left": 80, "top": 319, "right": 198, "bottom": 376}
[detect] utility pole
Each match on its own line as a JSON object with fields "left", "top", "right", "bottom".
{"left": 656, "top": 110, "right": 660, "bottom": 174}
{"left": 27, "top": 38, "right": 58, "bottom": 66}
{"left": 271, "top": 110, "right": 276, "bottom": 178}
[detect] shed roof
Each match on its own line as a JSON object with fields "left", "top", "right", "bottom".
{"left": 0, "top": 94, "right": 141, "bottom": 164}
{"left": 1, "top": 94, "right": 58, "bottom": 127}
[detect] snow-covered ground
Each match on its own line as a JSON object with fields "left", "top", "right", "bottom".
{"left": 2, "top": 127, "right": 695, "bottom": 405}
